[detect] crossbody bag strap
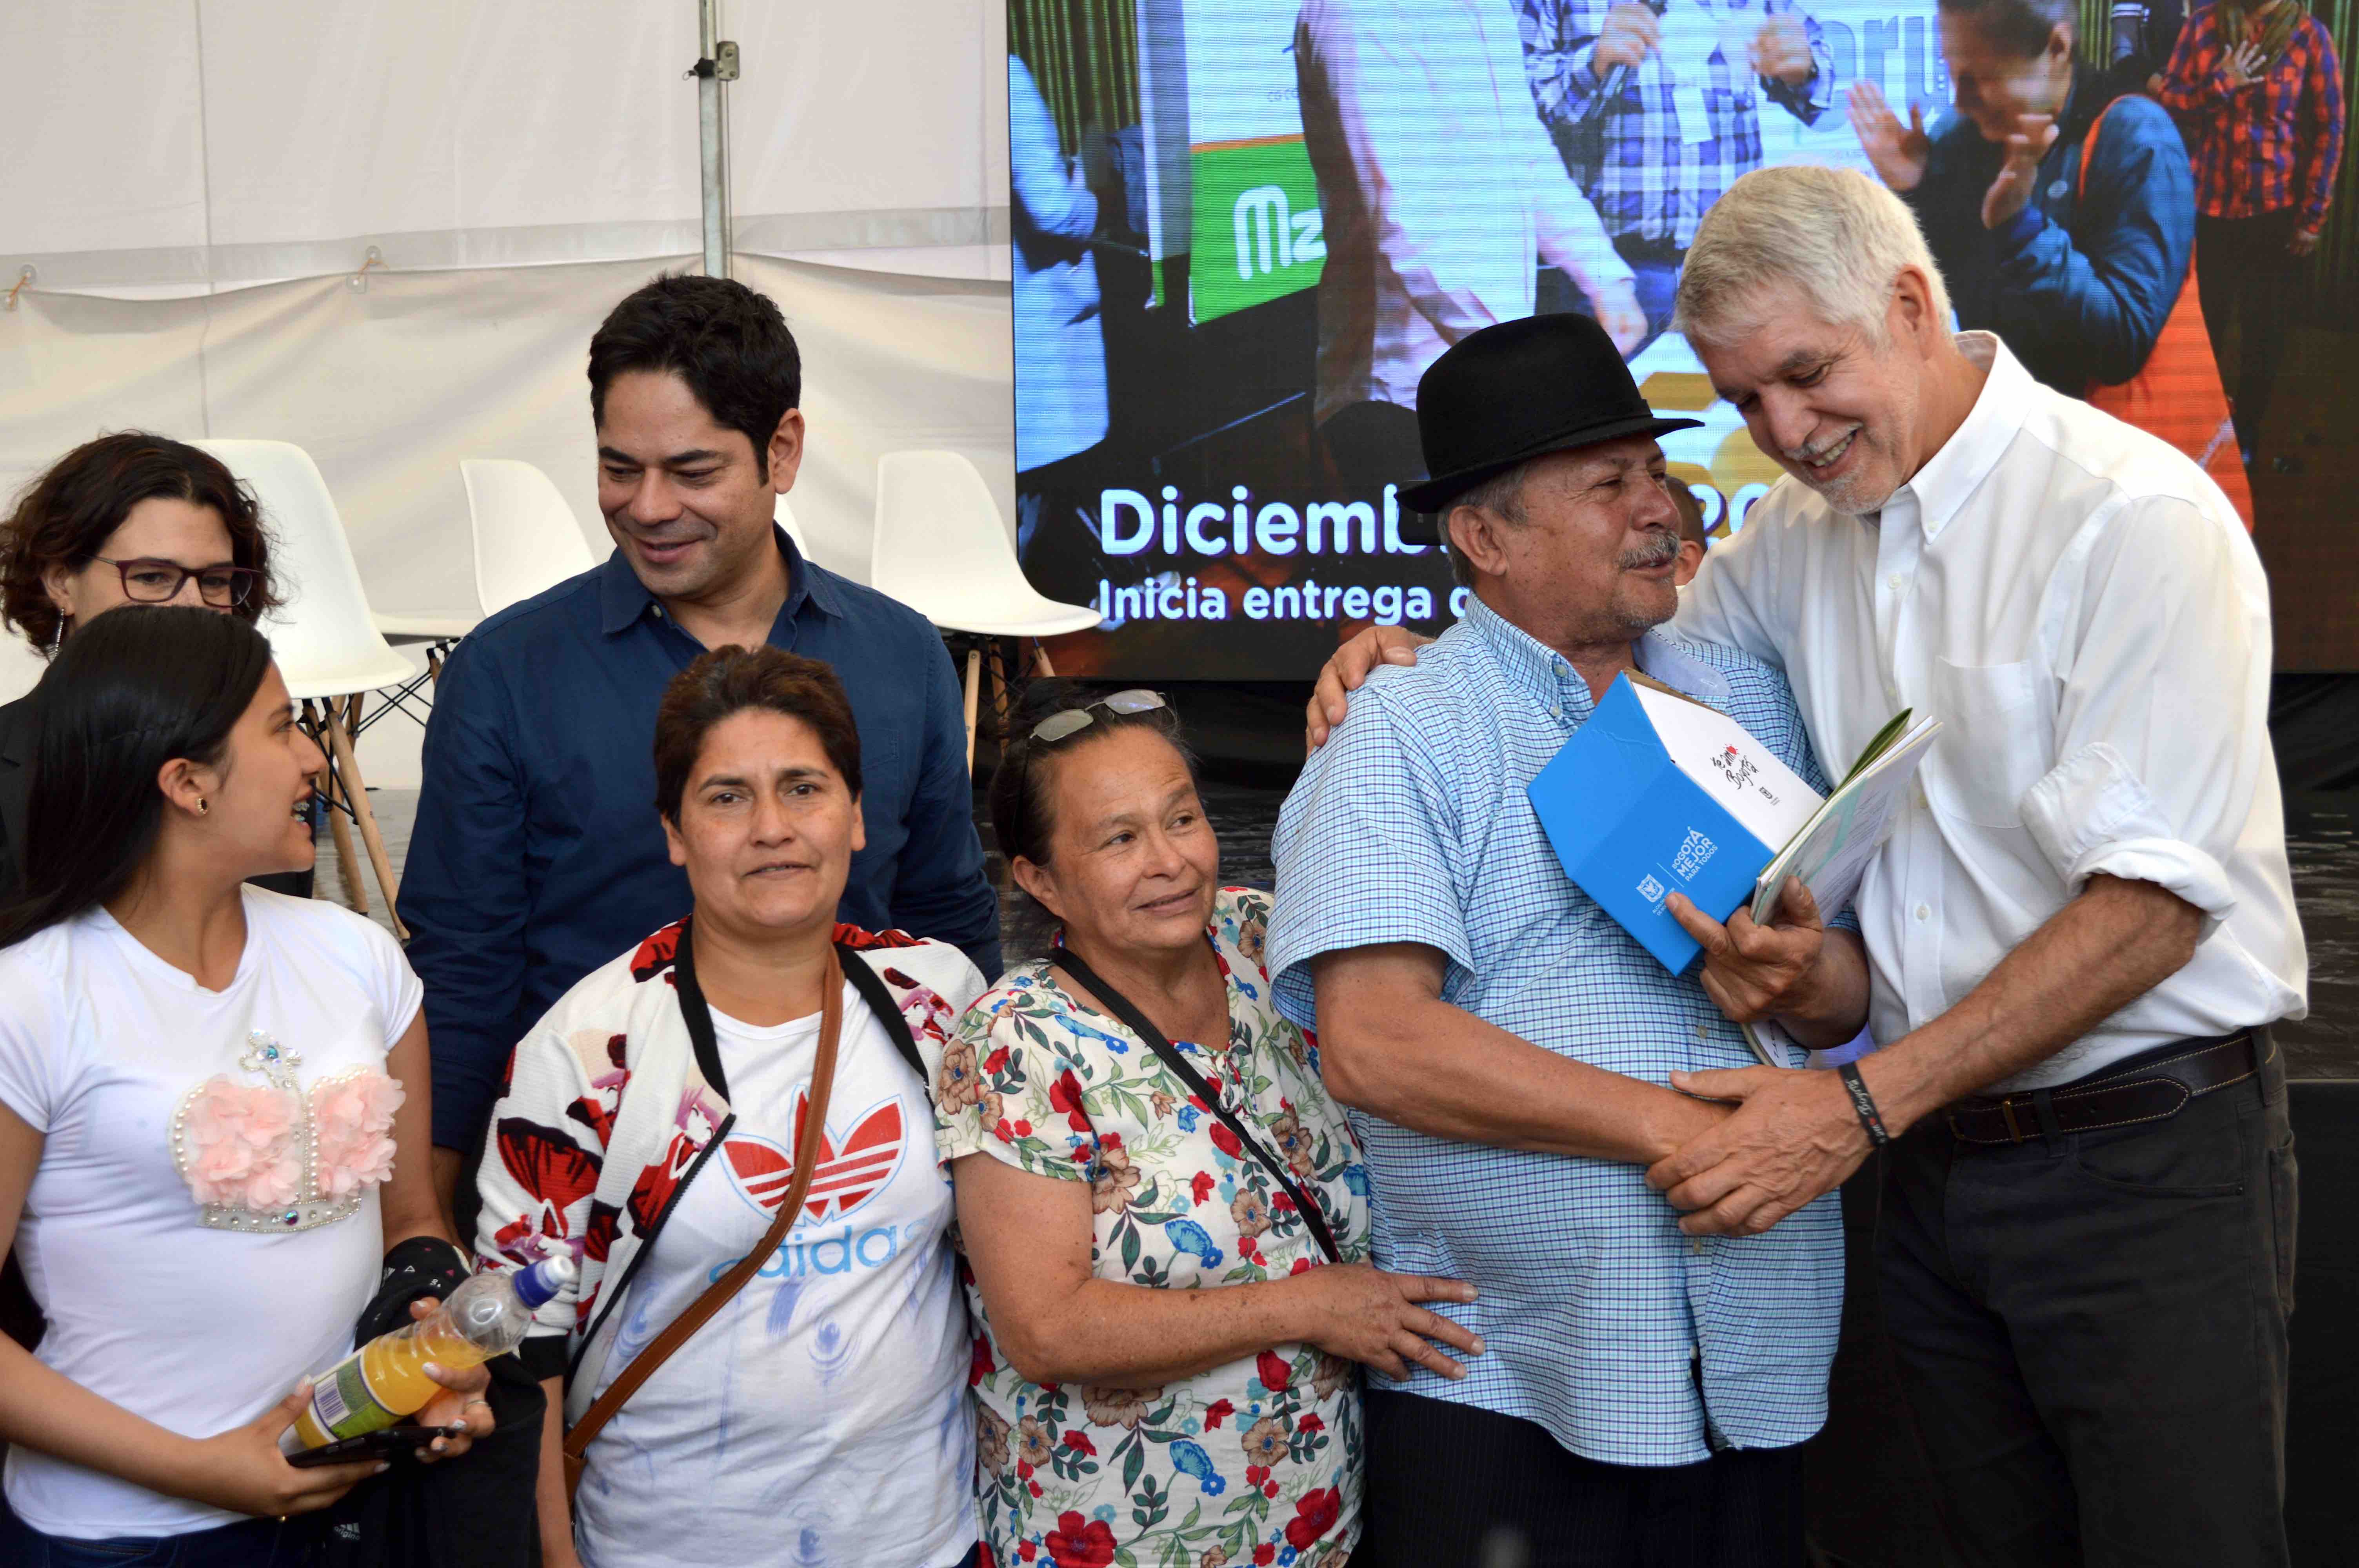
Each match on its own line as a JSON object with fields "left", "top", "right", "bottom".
{"left": 836, "top": 944, "right": 930, "bottom": 1083}
{"left": 1049, "top": 948, "right": 1341, "bottom": 1264}
{"left": 561, "top": 936, "right": 846, "bottom": 1486}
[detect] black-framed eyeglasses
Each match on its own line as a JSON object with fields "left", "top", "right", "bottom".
{"left": 1028, "top": 689, "right": 1170, "bottom": 744}
{"left": 91, "top": 557, "right": 262, "bottom": 608}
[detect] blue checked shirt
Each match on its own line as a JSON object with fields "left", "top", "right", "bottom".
{"left": 1267, "top": 596, "right": 1845, "bottom": 1465}
{"left": 1519, "top": 0, "right": 1834, "bottom": 246}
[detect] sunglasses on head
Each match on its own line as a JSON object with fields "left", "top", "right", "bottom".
{"left": 1027, "top": 689, "right": 1171, "bottom": 745}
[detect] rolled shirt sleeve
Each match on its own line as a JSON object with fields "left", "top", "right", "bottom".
{"left": 2016, "top": 495, "right": 2268, "bottom": 940}
{"left": 1267, "top": 681, "right": 1474, "bottom": 1032}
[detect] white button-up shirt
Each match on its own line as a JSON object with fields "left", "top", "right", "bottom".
{"left": 1296, "top": 0, "right": 1634, "bottom": 422}
{"left": 1676, "top": 334, "right": 2306, "bottom": 1090}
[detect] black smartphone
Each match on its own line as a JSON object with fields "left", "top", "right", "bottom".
{"left": 285, "top": 1423, "right": 464, "bottom": 1468}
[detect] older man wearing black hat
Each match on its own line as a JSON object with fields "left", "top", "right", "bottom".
{"left": 1264, "top": 312, "right": 1854, "bottom": 1568}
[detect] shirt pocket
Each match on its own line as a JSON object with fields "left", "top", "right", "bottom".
{"left": 1926, "top": 656, "right": 2054, "bottom": 830}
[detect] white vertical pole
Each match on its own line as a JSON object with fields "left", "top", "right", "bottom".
{"left": 697, "top": 0, "right": 732, "bottom": 278}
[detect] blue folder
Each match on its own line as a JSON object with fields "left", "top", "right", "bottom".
{"left": 1525, "top": 675, "right": 1778, "bottom": 976}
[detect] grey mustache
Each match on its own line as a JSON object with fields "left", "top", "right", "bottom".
{"left": 1621, "top": 533, "right": 1680, "bottom": 570}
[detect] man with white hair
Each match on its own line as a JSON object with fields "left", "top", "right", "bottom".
{"left": 1307, "top": 164, "right": 2305, "bottom": 1564}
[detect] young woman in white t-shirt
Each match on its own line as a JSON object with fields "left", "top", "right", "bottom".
{"left": 0, "top": 607, "right": 494, "bottom": 1566}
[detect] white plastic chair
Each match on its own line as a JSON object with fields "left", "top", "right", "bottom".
{"left": 196, "top": 439, "right": 413, "bottom": 932}
{"left": 0, "top": 632, "right": 47, "bottom": 706}
{"left": 869, "top": 450, "right": 1101, "bottom": 770}
{"left": 462, "top": 458, "right": 600, "bottom": 617}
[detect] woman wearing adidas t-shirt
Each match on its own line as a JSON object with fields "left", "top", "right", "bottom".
{"left": 0, "top": 608, "right": 489, "bottom": 1565}
{"left": 473, "top": 645, "right": 989, "bottom": 1568}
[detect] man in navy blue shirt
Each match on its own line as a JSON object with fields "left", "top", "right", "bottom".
{"left": 400, "top": 274, "right": 1001, "bottom": 1201}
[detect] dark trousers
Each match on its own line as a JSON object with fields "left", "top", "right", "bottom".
{"left": 1877, "top": 1043, "right": 2295, "bottom": 1567}
{"left": 1356, "top": 1388, "right": 1805, "bottom": 1568}
{"left": 2195, "top": 207, "right": 2304, "bottom": 456}
{"left": 0, "top": 1492, "right": 321, "bottom": 1567}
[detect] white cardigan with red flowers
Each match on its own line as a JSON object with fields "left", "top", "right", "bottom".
{"left": 469, "top": 918, "right": 981, "bottom": 1421}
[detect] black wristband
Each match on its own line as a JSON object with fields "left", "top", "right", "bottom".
{"left": 354, "top": 1236, "right": 472, "bottom": 1345}
{"left": 1837, "top": 1062, "right": 1891, "bottom": 1148}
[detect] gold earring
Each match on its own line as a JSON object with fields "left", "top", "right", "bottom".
{"left": 196, "top": 798, "right": 209, "bottom": 815}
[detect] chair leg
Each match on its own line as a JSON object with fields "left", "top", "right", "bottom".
{"left": 1033, "top": 641, "right": 1056, "bottom": 677}
{"left": 963, "top": 646, "right": 982, "bottom": 775}
{"left": 306, "top": 701, "right": 368, "bottom": 914}
{"left": 983, "top": 641, "right": 1003, "bottom": 757}
{"left": 323, "top": 698, "right": 407, "bottom": 940}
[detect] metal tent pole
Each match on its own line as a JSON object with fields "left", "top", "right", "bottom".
{"left": 693, "top": 0, "right": 738, "bottom": 278}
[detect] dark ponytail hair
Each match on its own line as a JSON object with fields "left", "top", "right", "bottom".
{"left": 987, "top": 680, "right": 1197, "bottom": 945}
{"left": 0, "top": 606, "right": 274, "bottom": 949}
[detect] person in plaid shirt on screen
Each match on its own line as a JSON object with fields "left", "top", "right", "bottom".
{"left": 1519, "top": 0, "right": 1834, "bottom": 351}
{"left": 2158, "top": 0, "right": 2344, "bottom": 461}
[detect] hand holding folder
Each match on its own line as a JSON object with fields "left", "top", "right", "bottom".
{"left": 1526, "top": 672, "right": 1939, "bottom": 989}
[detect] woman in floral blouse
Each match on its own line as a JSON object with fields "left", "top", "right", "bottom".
{"left": 937, "top": 685, "right": 1482, "bottom": 1568}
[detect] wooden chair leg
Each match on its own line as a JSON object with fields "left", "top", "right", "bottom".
{"left": 323, "top": 699, "right": 407, "bottom": 940}
{"left": 306, "top": 702, "right": 368, "bottom": 914}
{"left": 983, "top": 640, "right": 1004, "bottom": 757}
{"left": 963, "top": 646, "right": 982, "bottom": 775}
{"left": 1033, "top": 641, "right": 1056, "bottom": 677}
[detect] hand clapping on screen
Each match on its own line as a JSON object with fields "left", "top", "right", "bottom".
{"left": 2222, "top": 38, "right": 2268, "bottom": 87}
{"left": 1594, "top": 280, "right": 1650, "bottom": 358}
{"left": 1595, "top": 2, "right": 1663, "bottom": 72}
{"left": 1845, "top": 80, "right": 1930, "bottom": 192}
{"left": 1748, "top": 13, "right": 1816, "bottom": 87}
{"left": 1981, "top": 112, "right": 2059, "bottom": 230}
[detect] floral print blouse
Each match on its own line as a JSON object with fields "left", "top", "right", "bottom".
{"left": 936, "top": 888, "right": 1373, "bottom": 1568}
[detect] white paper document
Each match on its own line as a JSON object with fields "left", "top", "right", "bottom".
{"left": 1630, "top": 683, "right": 1824, "bottom": 851}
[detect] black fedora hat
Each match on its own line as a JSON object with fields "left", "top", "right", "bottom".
{"left": 1399, "top": 313, "right": 1700, "bottom": 536}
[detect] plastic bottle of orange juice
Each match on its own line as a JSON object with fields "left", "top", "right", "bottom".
{"left": 286, "top": 1256, "right": 574, "bottom": 1452}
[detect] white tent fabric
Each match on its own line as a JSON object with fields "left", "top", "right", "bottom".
{"left": 0, "top": 252, "right": 1016, "bottom": 786}
{"left": 2, "top": 1, "right": 1012, "bottom": 294}
{"left": 0, "top": 3, "right": 1020, "bottom": 787}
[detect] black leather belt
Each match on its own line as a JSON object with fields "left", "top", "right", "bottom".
{"left": 1945, "top": 1028, "right": 2268, "bottom": 1147}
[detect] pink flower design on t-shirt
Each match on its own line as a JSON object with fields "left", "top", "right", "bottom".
{"left": 181, "top": 1079, "right": 300, "bottom": 1207}
{"left": 176, "top": 1070, "right": 403, "bottom": 1212}
{"left": 312, "top": 1072, "right": 405, "bottom": 1201}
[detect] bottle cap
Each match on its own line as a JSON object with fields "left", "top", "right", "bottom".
{"left": 514, "top": 1254, "right": 578, "bottom": 1311}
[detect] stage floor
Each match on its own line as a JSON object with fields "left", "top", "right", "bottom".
{"left": 334, "top": 782, "right": 2357, "bottom": 1074}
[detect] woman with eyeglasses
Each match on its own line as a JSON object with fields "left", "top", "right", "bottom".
{"left": 0, "top": 434, "right": 280, "bottom": 900}
{"left": 938, "top": 682, "right": 1483, "bottom": 1568}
